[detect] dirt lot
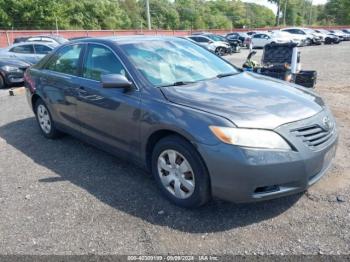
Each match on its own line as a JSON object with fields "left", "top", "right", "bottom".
{"left": 0, "top": 42, "right": 349, "bottom": 256}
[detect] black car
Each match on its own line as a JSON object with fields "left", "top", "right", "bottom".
{"left": 216, "top": 35, "right": 241, "bottom": 53}
{"left": 0, "top": 57, "right": 31, "bottom": 89}
{"left": 226, "top": 32, "right": 250, "bottom": 47}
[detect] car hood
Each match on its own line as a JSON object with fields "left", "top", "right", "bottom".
{"left": 274, "top": 37, "right": 290, "bottom": 42}
{"left": 0, "top": 57, "right": 31, "bottom": 67}
{"left": 215, "top": 41, "right": 230, "bottom": 46}
{"left": 160, "top": 72, "right": 324, "bottom": 129}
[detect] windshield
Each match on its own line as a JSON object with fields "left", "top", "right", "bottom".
{"left": 318, "top": 29, "right": 329, "bottom": 34}
{"left": 304, "top": 29, "right": 315, "bottom": 34}
{"left": 119, "top": 38, "right": 238, "bottom": 87}
{"left": 205, "top": 35, "right": 223, "bottom": 41}
{"left": 215, "top": 35, "right": 226, "bottom": 41}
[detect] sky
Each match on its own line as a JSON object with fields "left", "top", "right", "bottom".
{"left": 242, "top": 0, "right": 328, "bottom": 14}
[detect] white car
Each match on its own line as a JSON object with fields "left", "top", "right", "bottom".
{"left": 281, "top": 28, "right": 321, "bottom": 45}
{"left": 272, "top": 31, "right": 304, "bottom": 45}
{"left": 187, "top": 35, "right": 231, "bottom": 55}
{"left": 329, "top": 29, "right": 350, "bottom": 41}
{"left": 0, "top": 42, "right": 58, "bottom": 64}
{"left": 251, "top": 32, "right": 291, "bottom": 48}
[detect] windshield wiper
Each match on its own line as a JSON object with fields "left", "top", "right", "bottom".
{"left": 158, "top": 81, "right": 196, "bottom": 88}
{"left": 216, "top": 72, "right": 239, "bottom": 78}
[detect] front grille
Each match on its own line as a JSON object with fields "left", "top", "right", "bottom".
{"left": 291, "top": 124, "right": 334, "bottom": 149}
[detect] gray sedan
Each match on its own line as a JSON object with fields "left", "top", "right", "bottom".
{"left": 24, "top": 36, "right": 338, "bottom": 207}
{"left": 0, "top": 42, "right": 58, "bottom": 64}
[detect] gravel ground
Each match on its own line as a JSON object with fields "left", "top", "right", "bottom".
{"left": 0, "top": 42, "right": 349, "bottom": 256}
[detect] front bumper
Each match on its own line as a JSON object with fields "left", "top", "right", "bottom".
{"left": 312, "top": 38, "right": 323, "bottom": 45}
{"left": 197, "top": 110, "right": 338, "bottom": 203}
{"left": 3, "top": 71, "right": 25, "bottom": 85}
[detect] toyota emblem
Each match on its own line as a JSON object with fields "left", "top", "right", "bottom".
{"left": 322, "top": 117, "right": 332, "bottom": 131}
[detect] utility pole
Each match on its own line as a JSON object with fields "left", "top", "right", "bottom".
{"left": 308, "top": 0, "right": 313, "bottom": 25}
{"left": 55, "top": 16, "right": 58, "bottom": 35}
{"left": 301, "top": 0, "right": 305, "bottom": 25}
{"left": 283, "top": 0, "right": 288, "bottom": 25}
{"left": 146, "top": 0, "right": 151, "bottom": 30}
{"left": 275, "top": 0, "right": 281, "bottom": 27}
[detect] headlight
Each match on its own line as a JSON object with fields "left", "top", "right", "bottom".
{"left": 210, "top": 126, "right": 291, "bottom": 150}
{"left": 1, "top": 65, "right": 21, "bottom": 72}
{"left": 207, "top": 45, "right": 215, "bottom": 51}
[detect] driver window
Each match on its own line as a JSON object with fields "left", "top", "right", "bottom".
{"left": 83, "top": 44, "right": 126, "bottom": 81}
{"left": 199, "top": 37, "right": 209, "bottom": 43}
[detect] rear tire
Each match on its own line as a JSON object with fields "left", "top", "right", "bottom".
{"left": 151, "top": 135, "right": 211, "bottom": 208}
{"left": 34, "top": 98, "right": 62, "bottom": 139}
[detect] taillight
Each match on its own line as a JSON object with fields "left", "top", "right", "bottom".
{"left": 24, "top": 70, "right": 35, "bottom": 93}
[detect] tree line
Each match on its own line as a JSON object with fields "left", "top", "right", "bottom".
{"left": 270, "top": 0, "right": 350, "bottom": 26}
{"left": 0, "top": 0, "right": 348, "bottom": 31}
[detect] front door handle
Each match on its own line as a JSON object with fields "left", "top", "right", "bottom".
{"left": 77, "top": 86, "right": 88, "bottom": 97}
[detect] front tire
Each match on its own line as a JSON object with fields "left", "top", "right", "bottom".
{"left": 34, "top": 98, "right": 62, "bottom": 139}
{"left": 305, "top": 38, "right": 312, "bottom": 46}
{"left": 0, "top": 75, "right": 6, "bottom": 89}
{"left": 151, "top": 135, "right": 211, "bottom": 208}
{"left": 215, "top": 47, "right": 225, "bottom": 56}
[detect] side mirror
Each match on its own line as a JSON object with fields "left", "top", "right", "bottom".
{"left": 101, "top": 74, "right": 132, "bottom": 89}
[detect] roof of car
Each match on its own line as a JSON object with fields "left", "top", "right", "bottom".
{"left": 71, "top": 35, "right": 189, "bottom": 45}
{"left": 9, "top": 41, "right": 59, "bottom": 47}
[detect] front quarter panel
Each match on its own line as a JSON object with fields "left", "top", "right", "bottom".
{"left": 139, "top": 89, "right": 234, "bottom": 162}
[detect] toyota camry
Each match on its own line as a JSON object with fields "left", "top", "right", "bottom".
{"left": 24, "top": 36, "right": 338, "bottom": 207}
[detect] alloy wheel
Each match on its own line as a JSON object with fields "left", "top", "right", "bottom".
{"left": 215, "top": 47, "right": 225, "bottom": 56}
{"left": 37, "top": 104, "right": 51, "bottom": 134}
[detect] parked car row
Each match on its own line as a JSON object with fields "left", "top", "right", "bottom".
{"left": 228, "top": 27, "right": 349, "bottom": 49}
{"left": 0, "top": 27, "right": 348, "bottom": 89}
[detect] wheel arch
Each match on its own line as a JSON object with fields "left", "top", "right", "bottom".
{"left": 145, "top": 129, "right": 190, "bottom": 171}
{"left": 145, "top": 128, "right": 212, "bottom": 199}
{"left": 144, "top": 128, "right": 209, "bottom": 173}
{"left": 31, "top": 93, "right": 41, "bottom": 112}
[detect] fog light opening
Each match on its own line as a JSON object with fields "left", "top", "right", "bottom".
{"left": 254, "top": 185, "right": 280, "bottom": 194}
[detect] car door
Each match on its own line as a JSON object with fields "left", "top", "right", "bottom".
{"left": 76, "top": 43, "right": 141, "bottom": 158}
{"left": 39, "top": 43, "right": 85, "bottom": 132}
{"left": 252, "top": 34, "right": 264, "bottom": 47}
{"left": 262, "top": 34, "right": 272, "bottom": 46}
